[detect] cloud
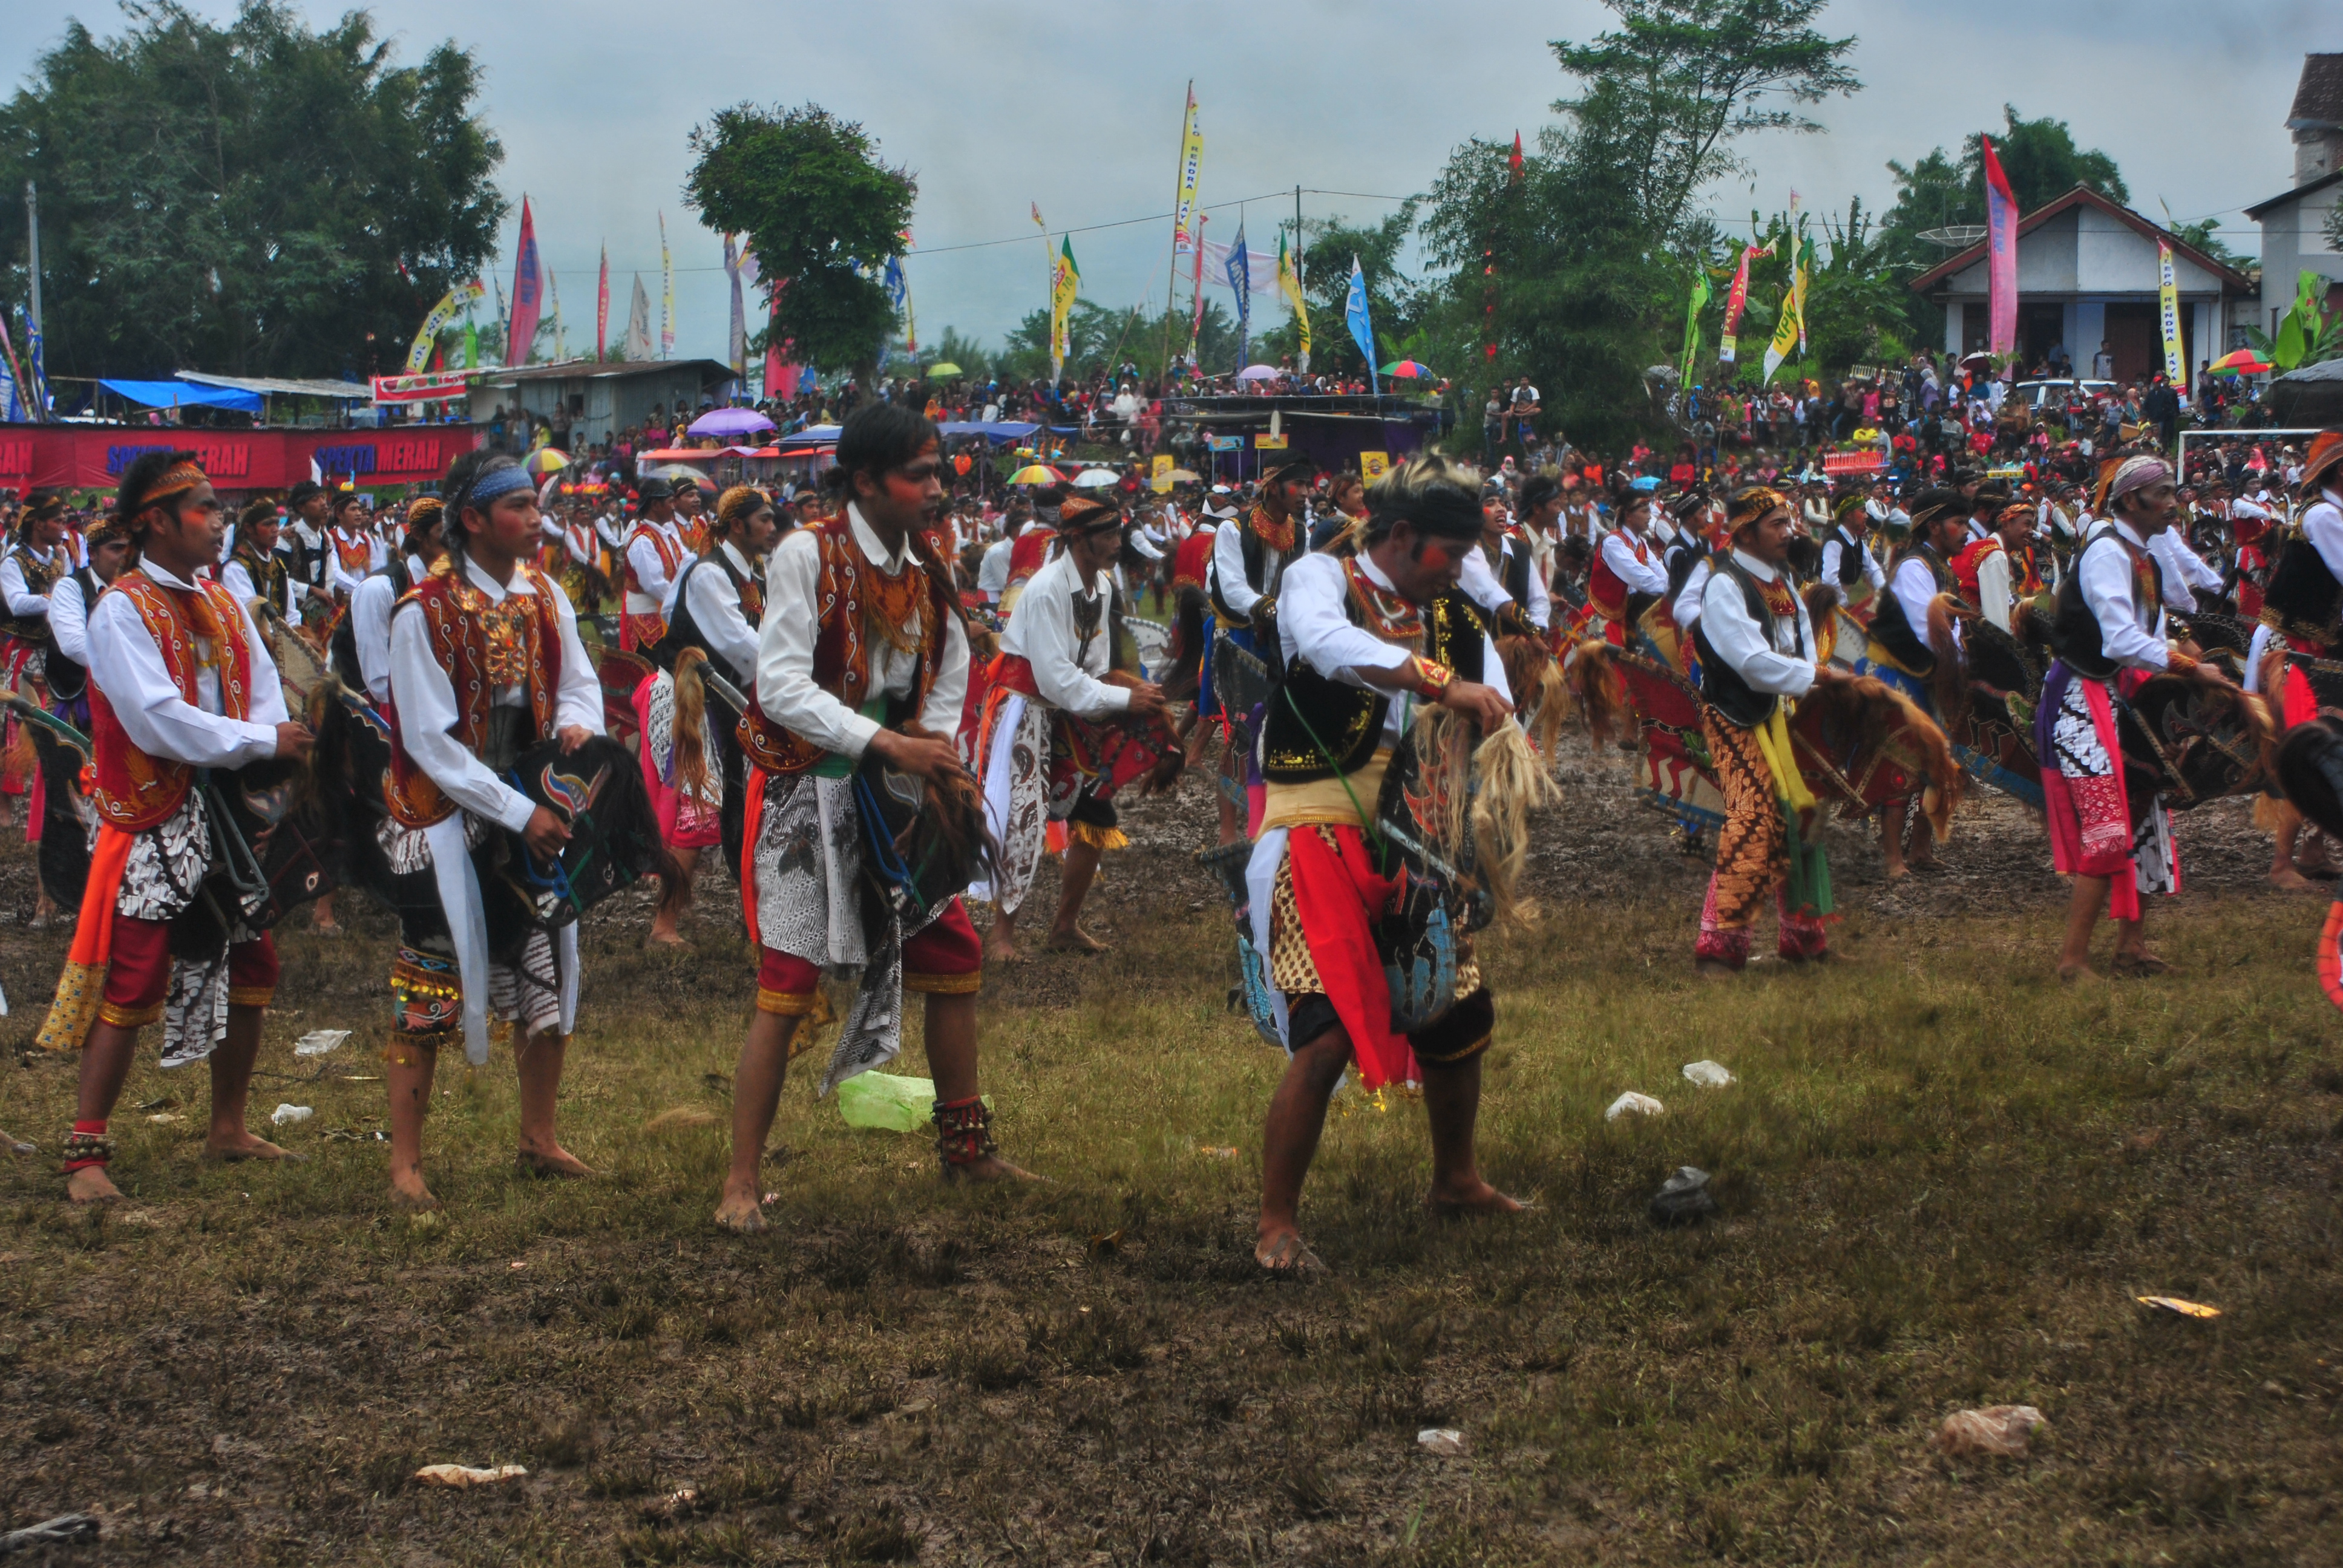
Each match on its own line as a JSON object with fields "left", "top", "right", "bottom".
{"left": 4, "top": 0, "right": 2331, "bottom": 365}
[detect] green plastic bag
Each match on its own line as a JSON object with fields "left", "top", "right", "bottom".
{"left": 835, "top": 1074, "right": 995, "bottom": 1134}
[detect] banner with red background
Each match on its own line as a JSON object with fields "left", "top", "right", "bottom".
{"left": 0, "top": 425, "right": 479, "bottom": 494}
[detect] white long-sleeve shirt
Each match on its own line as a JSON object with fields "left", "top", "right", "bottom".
{"left": 977, "top": 535, "right": 1016, "bottom": 601}
{"left": 755, "top": 503, "right": 969, "bottom": 762}
{"left": 624, "top": 521, "right": 687, "bottom": 615}
{"left": 1277, "top": 550, "right": 1513, "bottom": 748}
{"left": 88, "top": 561, "right": 288, "bottom": 770}
{"left": 1887, "top": 554, "right": 1948, "bottom": 648}
{"left": 1698, "top": 550, "right": 1817, "bottom": 699}
{"left": 1210, "top": 514, "right": 1285, "bottom": 618}
{"left": 2147, "top": 527, "right": 2223, "bottom": 612}
{"left": 663, "top": 541, "right": 761, "bottom": 687}
{"left": 387, "top": 557, "right": 603, "bottom": 834}
{"left": 1600, "top": 529, "right": 1671, "bottom": 598}
{"left": 1974, "top": 544, "right": 2017, "bottom": 635}
{"left": 48, "top": 570, "right": 91, "bottom": 669}
{"left": 325, "top": 528, "right": 381, "bottom": 597}
{"left": 350, "top": 555, "right": 427, "bottom": 705}
{"left": 1000, "top": 550, "right": 1130, "bottom": 719}
{"left": 1673, "top": 557, "right": 1712, "bottom": 632}
{"left": 1466, "top": 535, "right": 1553, "bottom": 632}
{"left": 0, "top": 544, "right": 67, "bottom": 620}
{"left": 2076, "top": 521, "right": 2170, "bottom": 672}
{"left": 221, "top": 556, "right": 299, "bottom": 624}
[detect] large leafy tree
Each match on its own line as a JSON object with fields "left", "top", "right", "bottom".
{"left": 684, "top": 103, "right": 914, "bottom": 397}
{"left": 0, "top": 2, "right": 505, "bottom": 382}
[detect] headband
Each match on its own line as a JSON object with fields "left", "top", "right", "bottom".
{"left": 463, "top": 464, "right": 532, "bottom": 512}
{"left": 1726, "top": 486, "right": 1788, "bottom": 532}
{"left": 405, "top": 496, "right": 445, "bottom": 537}
{"left": 1996, "top": 503, "right": 2034, "bottom": 530}
{"left": 1057, "top": 495, "right": 1120, "bottom": 535}
{"left": 2106, "top": 456, "right": 2173, "bottom": 508}
{"left": 84, "top": 518, "right": 129, "bottom": 547}
{"left": 716, "top": 485, "right": 768, "bottom": 531}
{"left": 1833, "top": 494, "right": 1869, "bottom": 523}
{"left": 131, "top": 462, "right": 207, "bottom": 517}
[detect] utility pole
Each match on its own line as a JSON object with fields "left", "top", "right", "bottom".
{"left": 24, "top": 180, "right": 42, "bottom": 420}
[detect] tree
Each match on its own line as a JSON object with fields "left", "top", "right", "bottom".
{"left": 0, "top": 2, "right": 505, "bottom": 382}
{"left": 1550, "top": 0, "right": 1860, "bottom": 243}
{"left": 684, "top": 104, "right": 913, "bottom": 399}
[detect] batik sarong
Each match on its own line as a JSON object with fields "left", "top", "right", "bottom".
{"left": 1694, "top": 707, "right": 1830, "bottom": 968}
{"left": 2034, "top": 659, "right": 2177, "bottom": 923}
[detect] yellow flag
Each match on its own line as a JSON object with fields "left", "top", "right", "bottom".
{"left": 1049, "top": 236, "right": 1080, "bottom": 380}
{"left": 1279, "top": 234, "right": 1311, "bottom": 370}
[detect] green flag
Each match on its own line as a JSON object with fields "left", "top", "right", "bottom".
{"left": 1679, "top": 270, "right": 1711, "bottom": 385}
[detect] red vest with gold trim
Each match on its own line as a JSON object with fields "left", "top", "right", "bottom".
{"left": 90, "top": 572, "right": 257, "bottom": 830}
{"left": 383, "top": 562, "right": 566, "bottom": 828}
{"left": 1587, "top": 534, "right": 1650, "bottom": 624}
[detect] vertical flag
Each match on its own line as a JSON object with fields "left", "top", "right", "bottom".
{"left": 1049, "top": 237, "right": 1081, "bottom": 382}
{"left": 1679, "top": 269, "right": 1711, "bottom": 385}
{"left": 462, "top": 316, "right": 479, "bottom": 371}
{"left": 504, "top": 195, "right": 542, "bottom": 366}
{"left": 726, "top": 234, "right": 746, "bottom": 379}
{"left": 1345, "top": 256, "right": 1376, "bottom": 394}
{"left": 626, "top": 275, "right": 653, "bottom": 361}
{"left": 1224, "top": 221, "right": 1251, "bottom": 368}
{"left": 1762, "top": 279, "right": 1799, "bottom": 382}
{"left": 883, "top": 256, "right": 909, "bottom": 364}
{"left": 765, "top": 276, "right": 791, "bottom": 400}
{"left": 1981, "top": 134, "right": 2019, "bottom": 358}
{"left": 0, "top": 311, "right": 23, "bottom": 421}
{"left": 1717, "top": 243, "right": 1767, "bottom": 364}
{"left": 1172, "top": 85, "right": 1204, "bottom": 255}
{"left": 658, "top": 211, "right": 675, "bottom": 359}
{"left": 1792, "top": 234, "right": 1813, "bottom": 356}
{"left": 1508, "top": 130, "right": 1524, "bottom": 178}
{"left": 596, "top": 244, "right": 610, "bottom": 360}
{"left": 405, "top": 279, "right": 483, "bottom": 371}
{"left": 2157, "top": 240, "right": 2187, "bottom": 400}
{"left": 1188, "top": 212, "right": 1208, "bottom": 361}
{"left": 1278, "top": 232, "right": 1311, "bottom": 372}
{"left": 548, "top": 266, "right": 566, "bottom": 360}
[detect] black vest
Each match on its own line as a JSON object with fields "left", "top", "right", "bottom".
{"left": 231, "top": 541, "right": 289, "bottom": 619}
{"left": 653, "top": 550, "right": 765, "bottom": 685}
{"left": 1871, "top": 543, "right": 1953, "bottom": 673}
{"left": 1663, "top": 528, "right": 1712, "bottom": 603}
{"left": 2048, "top": 525, "right": 2161, "bottom": 681}
{"left": 1208, "top": 519, "right": 1283, "bottom": 623}
{"left": 329, "top": 554, "right": 414, "bottom": 690}
{"left": 2260, "top": 518, "right": 2342, "bottom": 649}
{"left": 1259, "top": 569, "right": 1486, "bottom": 783}
{"left": 1691, "top": 554, "right": 1805, "bottom": 729}
{"left": 2, "top": 544, "right": 63, "bottom": 643}
{"left": 1492, "top": 538, "right": 1533, "bottom": 610}
{"left": 41, "top": 566, "right": 101, "bottom": 704}
{"left": 1833, "top": 528, "right": 1869, "bottom": 587}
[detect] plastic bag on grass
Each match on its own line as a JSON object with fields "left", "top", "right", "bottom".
{"left": 836, "top": 1074, "right": 991, "bottom": 1134}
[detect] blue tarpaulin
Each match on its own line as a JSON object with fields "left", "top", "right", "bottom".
{"left": 99, "top": 379, "right": 264, "bottom": 413}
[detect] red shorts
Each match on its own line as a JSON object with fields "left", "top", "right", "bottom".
{"left": 99, "top": 918, "right": 278, "bottom": 1030}
{"left": 755, "top": 897, "right": 982, "bottom": 1015}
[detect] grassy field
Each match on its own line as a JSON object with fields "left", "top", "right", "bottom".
{"left": 2, "top": 775, "right": 2341, "bottom": 1566}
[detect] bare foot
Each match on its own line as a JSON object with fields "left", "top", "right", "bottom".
{"left": 388, "top": 1168, "right": 441, "bottom": 1212}
{"left": 2058, "top": 962, "right": 2099, "bottom": 983}
{"left": 713, "top": 1186, "right": 770, "bottom": 1232}
{"left": 204, "top": 1132, "right": 300, "bottom": 1163}
{"left": 980, "top": 927, "right": 1023, "bottom": 967}
{"left": 942, "top": 1152, "right": 1040, "bottom": 1183}
{"left": 1043, "top": 927, "right": 1109, "bottom": 955}
{"left": 646, "top": 926, "right": 687, "bottom": 948}
{"left": 1254, "top": 1224, "right": 1325, "bottom": 1276}
{"left": 516, "top": 1142, "right": 595, "bottom": 1178}
{"left": 2270, "top": 864, "right": 2318, "bottom": 891}
{"left": 66, "top": 1166, "right": 122, "bottom": 1206}
{"left": 1693, "top": 958, "right": 1740, "bottom": 981}
{"left": 1425, "top": 1180, "right": 1526, "bottom": 1220}
{"left": 1883, "top": 861, "right": 1910, "bottom": 883}
{"left": 2111, "top": 950, "right": 2174, "bottom": 977}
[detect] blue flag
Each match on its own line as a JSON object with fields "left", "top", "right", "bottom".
{"left": 1224, "top": 223, "right": 1250, "bottom": 368}
{"left": 1345, "top": 256, "right": 1377, "bottom": 394}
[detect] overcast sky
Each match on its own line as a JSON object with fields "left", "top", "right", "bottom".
{"left": 6, "top": 0, "right": 2337, "bottom": 364}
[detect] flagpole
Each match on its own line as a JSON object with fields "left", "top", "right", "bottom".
{"left": 1161, "top": 80, "right": 1190, "bottom": 378}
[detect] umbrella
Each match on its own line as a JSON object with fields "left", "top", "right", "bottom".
{"left": 1235, "top": 364, "right": 1282, "bottom": 381}
{"left": 523, "top": 448, "right": 571, "bottom": 476}
{"left": 1164, "top": 468, "right": 1202, "bottom": 483}
{"left": 1009, "top": 464, "right": 1058, "bottom": 485}
{"left": 644, "top": 463, "right": 715, "bottom": 485}
{"left": 688, "top": 406, "right": 776, "bottom": 439}
{"left": 925, "top": 362, "right": 964, "bottom": 379}
{"left": 1380, "top": 359, "right": 1434, "bottom": 378}
{"left": 1072, "top": 469, "right": 1121, "bottom": 488}
{"left": 2207, "top": 348, "right": 2273, "bottom": 376}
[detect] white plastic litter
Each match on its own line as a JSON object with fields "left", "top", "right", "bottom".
{"left": 413, "top": 1463, "right": 528, "bottom": 1488}
{"left": 1416, "top": 1428, "right": 1469, "bottom": 1457}
{"left": 1930, "top": 1406, "right": 2045, "bottom": 1457}
{"left": 270, "top": 1104, "right": 314, "bottom": 1126}
{"left": 293, "top": 1030, "right": 352, "bottom": 1057}
{"left": 1605, "top": 1091, "right": 1666, "bottom": 1120}
{"left": 1681, "top": 1060, "right": 1735, "bottom": 1088}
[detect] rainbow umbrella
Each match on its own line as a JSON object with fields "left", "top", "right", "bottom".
{"left": 1380, "top": 360, "right": 1434, "bottom": 379}
{"left": 2206, "top": 348, "right": 2273, "bottom": 376}
{"left": 1009, "top": 464, "right": 1058, "bottom": 485}
{"left": 523, "top": 447, "right": 571, "bottom": 476}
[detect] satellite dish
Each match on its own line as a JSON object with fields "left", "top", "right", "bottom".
{"left": 1917, "top": 225, "right": 1988, "bottom": 250}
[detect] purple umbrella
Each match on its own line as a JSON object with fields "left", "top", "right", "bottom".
{"left": 1234, "top": 364, "right": 1282, "bottom": 381}
{"left": 687, "top": 406, "right": 776, "bottom": 438}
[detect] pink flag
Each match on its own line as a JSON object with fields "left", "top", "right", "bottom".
{"left": 505, "top": 196, "right": 542, "bottom": 367}
{"left": 596, "top": 243, "right": 609, "bottom": 360}
{"left": 1981, "top": 134, "right": 2019, "bottom": 358}
{"left": 764, "top": 278, "right": 792, "bottom": 399}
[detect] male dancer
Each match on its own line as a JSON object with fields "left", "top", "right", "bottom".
{"left": 1, "top": 495, "right": 73, "bottom": 832}
{"left": 40, "top": 452, "right": 310, "bottom": 1203}
{"left": 1205, "top": 461, "right": 1309, "bottom": 843}
{"left": 1855, "top": 488, "right": 1968, "bottom": 877}
{"left": 1248, "top": 455, "right": 1519, "bottom": 1274}
{"left": 2039, "top": 456, "right": 2235, "bottom": 978}
{"left": 1587, "top": 486, "right": 1670, "bottom": 645}
{"left": 341, "top": 498, "right": 447, "bottom": 704}
{"left": 324, "top": 491, "right": 381, "bottom": 601}
{"left": 1691, "top": 488, "right": 1844, "bottom": 973}
{"left": 621, "top": 478, "right": 687, "bottom": 653}
{"left": 1818, "top": 494, "right": 1886, "bottom": 621}
{"left": 221, "top": 500, "right": 301, "bottom": 625}
{"left": 976, "top": 494, "right": 1178, "bottom": 962}
{"left": 717, "top": 405, "right": 1026, "bottom": 1233}
{"left": 381, "top": 451, "right": 603, "bottom": 1208}
{"left": 2244, "top": 429, "right": 2343, "bottom": 889}
{"left": 639, "top": 485, "right": 776, "bottom": 945}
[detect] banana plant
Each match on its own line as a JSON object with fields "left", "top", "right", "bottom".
{"left": 2245, "top": 270, "right": 2343, "bottom": 371}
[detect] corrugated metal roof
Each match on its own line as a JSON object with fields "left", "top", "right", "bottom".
{"left": 176, "top": 370, "right": 371, "bottom": 400}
